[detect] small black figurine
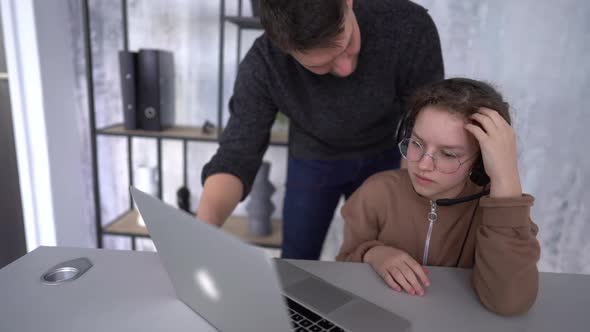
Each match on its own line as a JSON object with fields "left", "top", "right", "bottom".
{"left": 176, "top": 186, "right": 192, "bottom": 214}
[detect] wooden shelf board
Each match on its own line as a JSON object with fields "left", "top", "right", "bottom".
{"left": 97, "top": 123, "right": 288, "bottom": 146}
{"left": 103, "top": 210, "right": 282, "bottom": 249}
{"left": 96, "top": 124, "right": 218, "bottom": 141}
{"left": 225, "top": 16, "right": 262, "bottom": 30}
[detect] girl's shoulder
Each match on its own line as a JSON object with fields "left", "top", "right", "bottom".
{"left": 364, "top": 168, "right": 409, "bottom": 185}
{"left": 361, "top": 169, "right": 412, "bottom": 195}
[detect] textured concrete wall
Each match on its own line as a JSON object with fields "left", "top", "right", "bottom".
{"left": 415, "top": 0, "right": 590, "bottom": 274}
{"left": 68, "top": 0, "right": 590, "bottom": 272}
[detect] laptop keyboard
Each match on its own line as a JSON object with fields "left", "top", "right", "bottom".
{"left": 286, "top": 298, "right": 345, "bottom": 332}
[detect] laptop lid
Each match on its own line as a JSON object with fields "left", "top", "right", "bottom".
{"left": 130, "top": 187, "right": 292, "bottom": 332}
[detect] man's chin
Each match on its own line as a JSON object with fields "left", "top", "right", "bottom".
{"left": 330, "top": 61, "right": 358, "bottom": 77}
{"left": 331, "top": 70, "right": 355, "bottom": 78}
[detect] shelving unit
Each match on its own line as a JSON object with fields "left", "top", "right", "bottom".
{"left": 82, "top": 0, "right": 284, "bottom": 251}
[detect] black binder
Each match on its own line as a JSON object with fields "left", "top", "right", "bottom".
{"left": 136, "top": 49, "right": 175, "bottom": 131}
{"left": 118, "top": 50, "right": 138, "bottom": 129}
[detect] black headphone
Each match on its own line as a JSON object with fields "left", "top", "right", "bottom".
{"left": 394, "top": 78, "right": 511, "bottom": 205}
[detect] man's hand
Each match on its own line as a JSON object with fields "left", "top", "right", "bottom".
{"left": 364, "top": 245, "right": 430, "bottom": 296}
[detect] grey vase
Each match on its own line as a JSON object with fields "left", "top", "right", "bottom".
{"left": 246, "top": 161, "right": 276, "bottom": 236}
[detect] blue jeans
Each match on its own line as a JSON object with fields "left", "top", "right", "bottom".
{"left": 281, "top": 148, "right": 401, "bottom": 259}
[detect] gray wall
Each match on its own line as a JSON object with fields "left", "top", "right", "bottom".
{"left": 415, "top": 0, "right": 590, "bottom": 274}
{"left": 33, "top": 0, "right": 96, "bottom": 248}
{"left": 0, "top": 5, "right": 27, "bottom": 269}
{"left": 67, "top": 0, "right": 590, "bottom": 273}
{"left": 3, "top": 0, "right": 99, "bottom": 250}
{"left": 0, "top": 6, "right": 5, "bottom": 72}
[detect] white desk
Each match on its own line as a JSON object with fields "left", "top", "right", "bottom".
{"left": 0, "top": 246, "right": 588, "bottom": 332}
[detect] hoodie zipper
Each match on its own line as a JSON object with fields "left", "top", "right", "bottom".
{"left": 422, "top": 201, "right": 438, "bottom": 265}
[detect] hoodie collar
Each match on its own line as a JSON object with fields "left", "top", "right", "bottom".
{"left": 400, "top": 169, "right": 483, "bottom": 208}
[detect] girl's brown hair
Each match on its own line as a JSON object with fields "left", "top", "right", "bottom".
{"left": 406, "top": 77, "right": 511, "bottom": 126}
{"left": 398, "top": 78, "right": 511, "bottom": 186}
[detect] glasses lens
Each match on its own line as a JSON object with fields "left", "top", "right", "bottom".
{"left": 399, "top": 138, "right": 423, "bottom": 162}
{"left": 436, "top": 152, "right": 461, "bottom": 173}
{"left": 399, "top": 138, "right": 462, "bottom": 173}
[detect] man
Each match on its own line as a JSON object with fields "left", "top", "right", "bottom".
{"left": 198, "top": 0, "right": 444, "bottom": 260}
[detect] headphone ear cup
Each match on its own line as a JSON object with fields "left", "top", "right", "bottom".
{"left": 470, "top": 158, "right": 490, "bottom": 186}
{"left": 396, "top": 112, "right": 414, "bottom": 144}
{"left": 396, "top": 114, "right": 408, "bottom": 144}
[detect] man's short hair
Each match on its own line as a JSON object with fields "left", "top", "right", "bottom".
{"left": 260, "top": 0, "right": 347, "bottom": 53}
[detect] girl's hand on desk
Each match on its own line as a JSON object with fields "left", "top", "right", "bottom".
{"left": 363, "top": 245, "right": 430, "bottom": 296}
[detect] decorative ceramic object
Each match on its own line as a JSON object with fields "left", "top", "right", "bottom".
{"left": 246, "top": 161, "right": 275, "bottom": 236}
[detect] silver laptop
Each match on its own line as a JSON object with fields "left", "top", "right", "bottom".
{"left": 130, "top": 187, "right": 410, "bottom": 332}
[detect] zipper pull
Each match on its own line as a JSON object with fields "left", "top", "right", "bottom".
{"left": 423, "top": 201, "right": 439, "bottom": 265}
{"left": 428, "top": 201, "right": 438, "bottom": 223}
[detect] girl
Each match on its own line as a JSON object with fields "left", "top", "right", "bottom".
{"left": 336, "top": 78, "right": 540, "bottom": 316}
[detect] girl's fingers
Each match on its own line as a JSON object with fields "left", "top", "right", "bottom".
{"left": 464, "top": 123, "right": 488, "bottom": 143}
{"left": 406, "top": 259, "right": 431, "bottom": 287}
{"left": 382, "top": 270, "right": 402, "bottom": 292}
{"left": 470, "top": 113, "right": 497, "bottom": 134}
{"left": 391, "top": 267, "right": 416, "bottom": 296}
{"left": 400, "top": 263, "right": 425, "bottom": 296}
{"left": 478, "top": 108, "right": 509, "bottom": 128}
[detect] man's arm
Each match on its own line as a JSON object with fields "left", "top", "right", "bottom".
{"left": 197, "top": 174, "right": 243, "bottom": 227}
{"left": 198, "top": 39, "right": 277, "bottom": 226}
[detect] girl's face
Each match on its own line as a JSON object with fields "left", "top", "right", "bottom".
{"left": 406, "top": 106, "right": 480, "bottom": 201}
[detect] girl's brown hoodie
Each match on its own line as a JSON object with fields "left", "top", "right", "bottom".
{"left": 336, "top": 169, "right": 540, "bottom": 316}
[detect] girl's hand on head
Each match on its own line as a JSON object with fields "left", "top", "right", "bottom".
{"left": 363, "top": 245, "right": 430, "bottom": 296}
{"left": 464, "top": 108, "right": 522, "bottom": 197}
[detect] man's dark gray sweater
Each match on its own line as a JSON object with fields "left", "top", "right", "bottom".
{"left": 202, "top": 0, "right": 444, "bottom": 199}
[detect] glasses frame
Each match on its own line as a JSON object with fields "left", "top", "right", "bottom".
{"left": 398, "top": 138, "right": 478, "bottom": 174}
